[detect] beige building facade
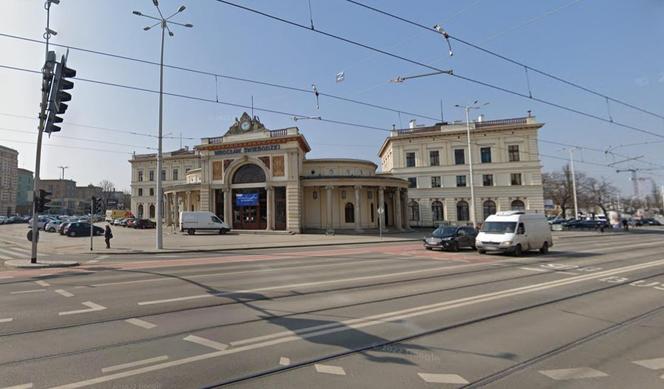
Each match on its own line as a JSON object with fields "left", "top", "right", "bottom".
{"left": 0, "top": 145, "right": 18, "bottom": 216}
{"left": 130, "top": 113, "right": 409, "bottom": 233}
{"left": 379, "top": 115, "right": 545, "bottom": 227}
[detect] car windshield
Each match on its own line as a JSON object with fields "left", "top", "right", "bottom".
{"left": 432, "top": 227, "right": 457, "bottom": 237}
{"left": 481, "top": 222, "right": 517, "bottom": 234}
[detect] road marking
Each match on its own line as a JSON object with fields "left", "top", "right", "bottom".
{"left": 314, "top": 364, "right": 346, "bottom": 375}
{"left": 418, "top": 373, "right": 469, "bottom": 384}
{"left": 86, "top": 260, "right": 99, "bottom": 264}
{"left": 539, "top": 367, "right": 608, "bottom": 380}
{"left": 58, "top": 301, "right": 107, "bottom": 316}
{"left": 10, "top": 289, "right": 46, "bottom": 295}
{"left": 1, "top": 383, "right": 33, "bottom": 389}
{"left": 55, "top": 289, "right": 74, "bottom": 297}
{"left": 633, "top": 357, "right": 664, "bottom": 370}
{"left": 48, "top": 258, "right": 664, "bottom": 389}
{"left": 95, "top": 255, "right": 108, "bottom": 260}
{"left": 125, "top": 318, "right": 156, "bottom": 329}
{"left": 34, "top": 280, "right": 50, "bottom": 287}
{"left": 137, "top": 262, "right": 484, "bottom": 305}
{"left": 520, "top": 267, "right": 548, "bottom": 272}
{"left": 183, "top": 335, "right": 228, "bottom": 351}
{"left": 0, "top": 275, "right": 14, "bottom": 280}
{"left": 279, "top": 357, "right": 291, "bottom": 366}
{"left": 101, "top": 355, "right": 169, "bottom": 373}
{"left": 0, "top": 318, "right": 13, "bottom": 323}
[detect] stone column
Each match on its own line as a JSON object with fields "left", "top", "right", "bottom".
{"left": 266, "top": 185, "right": 273, "bottom": 231}
{"left": 165, "top": 193, "right": 172, "bottom": 226}
{"left": 325, "top": 185, "right": 334, "bottom": 234}
{"left": 378, "top": 186, "right": 386, "bottom": 232}
{"left": 354, "top": 185, "right": 362, "bottom": 232}
{"left": 402, "top": 190, "right": 410, "bottom": 230}
{"left": 223, "top": 187, "right": 232, "bottom": 228}
{"left": 185, "top": 191, "right": 191, "bottom": 212}
{"left": 395, "top": 189, "right": 403, "bottom": 231}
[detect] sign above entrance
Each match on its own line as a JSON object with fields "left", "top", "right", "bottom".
{"left": 215, "top": 144, "right": 280, "bottom": 156}
{"left": 236, "top": 193, "right": 259, "bottom": 206}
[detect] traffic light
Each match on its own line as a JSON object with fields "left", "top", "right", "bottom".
{"left": 91, "top": 196, "right": 104, "bottom": 214}
{"left": 36, "top": 190, "right": 52, "bottom": 213}
{"left": 45, "top": 52, "right": 76, "bottom": 135}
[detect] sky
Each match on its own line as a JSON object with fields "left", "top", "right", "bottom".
{"left": 0, "top": 0, "right": 663, "bottom": 194}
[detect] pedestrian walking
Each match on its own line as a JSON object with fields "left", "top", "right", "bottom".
{"left": 104, "top": 224, "right": 113, "bottom": 249}
{"left": 622, "top": 219, "right": 629, "bottom": 231}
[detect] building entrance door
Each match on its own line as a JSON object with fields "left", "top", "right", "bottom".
{"left": 274, "top": 187, "right": 286, "bottom": 230}
{"left": 232, "top": 188, "right": 267, "bottom": 229}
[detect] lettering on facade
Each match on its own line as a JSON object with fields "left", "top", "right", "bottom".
{"left": 214, "top": 144, "right": 280, "bottom": 156}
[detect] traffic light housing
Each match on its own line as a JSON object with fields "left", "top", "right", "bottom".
{"left": 45, "top": 52, "right": 76, "bottom": 135}
{"left": 36, "top": 190, "right": 52, "bottom": 213}
{"left": 91, "top": 196, "right": 104, "bottom": 214}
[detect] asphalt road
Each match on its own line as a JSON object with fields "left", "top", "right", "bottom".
{"left": 1, "top": 230, "right": 664, "bottom": 388}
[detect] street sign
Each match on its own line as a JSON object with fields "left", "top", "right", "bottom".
{"left": 377, "top": 207, "right": 384, "bottom": 215}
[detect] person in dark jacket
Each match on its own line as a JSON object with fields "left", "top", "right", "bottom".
{"left": 104, "top": 225, "right": 113, "bottom": 248}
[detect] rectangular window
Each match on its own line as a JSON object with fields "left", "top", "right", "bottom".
{"left": 406, "top": 152, "right": 416, "bottom": 167}
{"left": 149, "top": 170, "right": 154, "bottom": 181}
{"left": 508, "top": 145, "right": 520, "bottom": 162}
{"left": 149, "top": 188, "right": 154, "bottom": 196}
{"left": 483, "top": 174, "right": 494, "bottom": 186}
{"left": 431, "top": 176, "right": 441, "bottom": 188}
{"left": 511, "top": 173, "right": 522, "bottom": 185}
{"left": 456, "top": 175, "right": 467, "bottom": 187}
{"left": 480, "top": 147, "right": 492, "bottom": 163}
{"left": 173, "top": 169, "right": 178, "bottom": 181}
{"left": 138, "top": 188, "right": 143, "bottom": 196}
{"left": 138, "top": 171, "right": 144, "bottom": 182}
{"left": 408, "top": 177, "right": 417, "bottom": 188}
{"left": 429, "top": 150, "right": 440, "bottom": 166}
{"left": 454, "top": 149, "right": 465, "bottom": 165}
{"left": 161, "top": 170, "right": 166, "bottom": 181}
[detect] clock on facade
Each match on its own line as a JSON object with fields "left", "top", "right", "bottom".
{"left": 240, "top": 121, "right": 251, "bottom": 131}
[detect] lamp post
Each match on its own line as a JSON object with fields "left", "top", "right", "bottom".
{"left": 454, "top": 101, "right": 489, "bottom": 228}
{"left": 133, "top": 1, "right": 192, "bottom": 249}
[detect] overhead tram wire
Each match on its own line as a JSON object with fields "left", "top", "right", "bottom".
{"left": 342, "top": 0, "right": 664, "bottom": 121}
{"left": 209, "top": 1, "right": 664, "bottom": 141}
{"left": 0, "top": 32, "right": 439, "bottom": 123}
{"left": 0, "top": 127, "right": 156, "bottom": 151}
{"left": 0, "top": 138, "right": 134, "bottom": 155}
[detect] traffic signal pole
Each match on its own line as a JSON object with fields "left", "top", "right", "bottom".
{"left": 90, "top": 196, "right": 94, "bottom": 251}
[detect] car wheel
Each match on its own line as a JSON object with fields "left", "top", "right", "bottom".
{"left": 425, "top": 247, "right": 433, "bottom": 250}
{"left": 514, "top": 244, "right": 523, "bottom": 257}
{"left": 68, "top": 231, "right": 76, "bottom": 237}
{"left": 478, "top": 249, "right": 486, "bottom": 254}
{"left": 187, "top": 229, "right": 194, "bottom": 235}
{"left": 540, "top": 241, "right": 549, "bottom": 254}
{"left": 471, "top": 244, "right": 477, "bottom": 251}
{"left": 451, "top": 242, "right": 459, "bottom": 252}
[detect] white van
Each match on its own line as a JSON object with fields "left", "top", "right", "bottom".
{"left": 475, "top": 211, "right": 552, "bottom": 256}
{"left": 179, "top": 211, "right": 231, "bottom": 235}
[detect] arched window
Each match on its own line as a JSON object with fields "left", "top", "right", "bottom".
{"left": 232, "top": 164, "right": 266, "bottom": 184}
{"left": 511, "top": 199, "right": 525, "bottom": 211}
{"left": 408, "top": 200, "right": 420, "bottom": 221}
{"left": 431, "top": 201, "right": 444, "bottom": 222}
{"left": 483, "top": 200, "right": 497, "bottom": 220}
{"left": 149, "top": 204, "right": 155, "bottom": 219}
{"left": 137, "top": 204, "right": 144, "bottom": 219}
{"left": 457, "top": 200, "right": 469, "bottom": 221}
{"left": 344, "top": 203, "right": 354, "bottom": 223}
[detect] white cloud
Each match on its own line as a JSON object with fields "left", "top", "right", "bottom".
{"left": 634, "top": 77, "right": 649, "bottom": 87}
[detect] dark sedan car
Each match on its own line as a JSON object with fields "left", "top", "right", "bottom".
{"left": 563, "top": 219, "right": 609, "bottom": 230}
{"left": 132, "top": 219, "right": 156, "bottom": 229}
{"left": 423, "top": 226, "right": 478, "bottom": 251}
{"left": 642, "top": 218, "right": 662, "bottom": 226}
{"left": 63, "top": 222, "right": 104, "bottom": 237}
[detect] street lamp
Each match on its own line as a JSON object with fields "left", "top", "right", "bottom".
{"left": 133, "top": 1, "right": 193, "bottom": 250}
{"left": 454, "top": 101, "right": 489, "bottom": 228}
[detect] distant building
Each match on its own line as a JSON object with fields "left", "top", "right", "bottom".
{"left": 36, "top": 179, "right": 103, "bottom": 214}
{"left": 378, "top": 115, "right": 545, "bottom": 227}
{"left": 0, "top": 145, "right": 18, "bottom": 216}
{"left": 16, "top": 168, "right": 33, "bottom": 215}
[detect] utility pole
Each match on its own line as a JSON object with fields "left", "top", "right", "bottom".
{"left": 132, "top": 2, "right": 193, "bottom": 250}
{"left": 57, "top": 165, "right": 68, "bottom": 180}
{"left": 568, "top": 148, "right": 579, "bottom": 220}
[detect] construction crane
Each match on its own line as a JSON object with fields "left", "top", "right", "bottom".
{"left": 616, "top": 168, "right": 655, "bottom": 198}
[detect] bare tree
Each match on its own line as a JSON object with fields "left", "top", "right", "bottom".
{"left": 543, "top": 164, "right": 588, "bottom": 218}
{"left": 98, "top": 180, "right": 116, "bottom": 210}
{"left": 583, "top": 177, "right": 619, "bottom": 216}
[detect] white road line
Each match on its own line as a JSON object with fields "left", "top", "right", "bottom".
{"left": 125, "top": 318, "right": 156, "bottom": 329}
{"left": 0, "top": 247, "right": 29, "bottom": 257}
{"left": 0, "top": 318, "right": 13, "bottom": 323}
{"left": 633, "top": 357, "right": 664, "bottom": 370}
{"left": 183, "top": 335, "right": 228, "bottom": 351}
{"left": 95, "top": 255, "right": 108, "bottom": 260}
{"left": 48, "top": 258, "right": 664, "bottom": 389}
{"left": 279, "top": 357, "right": 291, "bottom": 366}
{"left": 101, "top": 355, "right": 169, "bottom": 373}
{"left": 137, "top": 262, "right": 482, "bottom": 305}
{"left": 418, "top": 373, "right": 469, "bottom": 384}
{"left": 539, "top": 367, "right": 608, "bottom": 380}
{"left": 520, "top": 267, "right": 548, "bottom": 272}
{"left": 86, "top": 260, "right": 99, "bottom": 264}
{"left": 34, "top": 280, "right": 50, "bottom": 287}
{"left": 54, "top": 289, "right": 74, "bottom": 298}
{"left": 1, "top": 383, "right": 33, "bottom": 389}
{"left": 314, "top": 364, "right": 346, "bottom": 376}
{"left": 0, "top": 275, "right": 14, "bottom": 280}
{"left": 58, "top": 301, "right": 107, "bottom": 316}
{"left": 10, "top": 289, "right": 46, "bottom": 295}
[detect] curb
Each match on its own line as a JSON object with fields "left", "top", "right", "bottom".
{"left": 4, "top": 260, "right": 80, "bottom": 269}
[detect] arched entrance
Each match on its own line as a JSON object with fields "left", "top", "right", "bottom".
{"left": 231, "top": 164, "right": 267, "bottom": 230}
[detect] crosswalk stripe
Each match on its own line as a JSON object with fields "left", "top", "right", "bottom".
{"left": 314, "top": 364, "right": 346, "bottom": 376}
{"left": 633, "top": 357, "right": 664, "bottom": 370}
{"left": 418, "top": 373, "right": 469, "bottom": 384}
{"left": 539, "top": 367, "right": 608, "bottom": 380}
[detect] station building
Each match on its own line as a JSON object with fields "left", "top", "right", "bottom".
{"left": 130, "top": 113, "right": 409, "bottom": 233}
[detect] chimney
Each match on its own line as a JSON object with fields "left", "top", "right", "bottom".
{"left": 409, "top": 119, "right": 416, "bottom": 129}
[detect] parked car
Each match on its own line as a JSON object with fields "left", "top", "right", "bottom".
{"left": 476, "top": 211, "right": 553, "bottom": 256}
{"left": 120, "top": 218, "right": 135, "bottom": 227}
{"left": 423, "top": 225, "right": 478, "bottom": 251}
{"left": 0, "top": 216, "right": 7, "bottom": 224}
{"left": 179, "top": 211, "right": 230, "bottom": 235}
{"left": 28, "top": 216, "right": 54, "bottom": 230}
{"left": 112, "top": 218, "right": 123, "bottom": 226}
{"left": 563, "top": 219, "right": 610, "bottom": 230}
{"left": 63, "top": 222, "right": 104, "bottom": 237}
{"left": 133, "top": 219, "right": 156, "bottom": 229}
{"left": 126, "top": 219, "right": 136, "bottom": 228}
{"left": 45, "top": 220, "right": 63, "bottom": 232}
{"left": 642, "top": 218, "right": 662, "bottom": 226}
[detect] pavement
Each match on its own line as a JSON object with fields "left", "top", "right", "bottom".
{"left": 0, "top": 229, "right": 664, "bottom": 387}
